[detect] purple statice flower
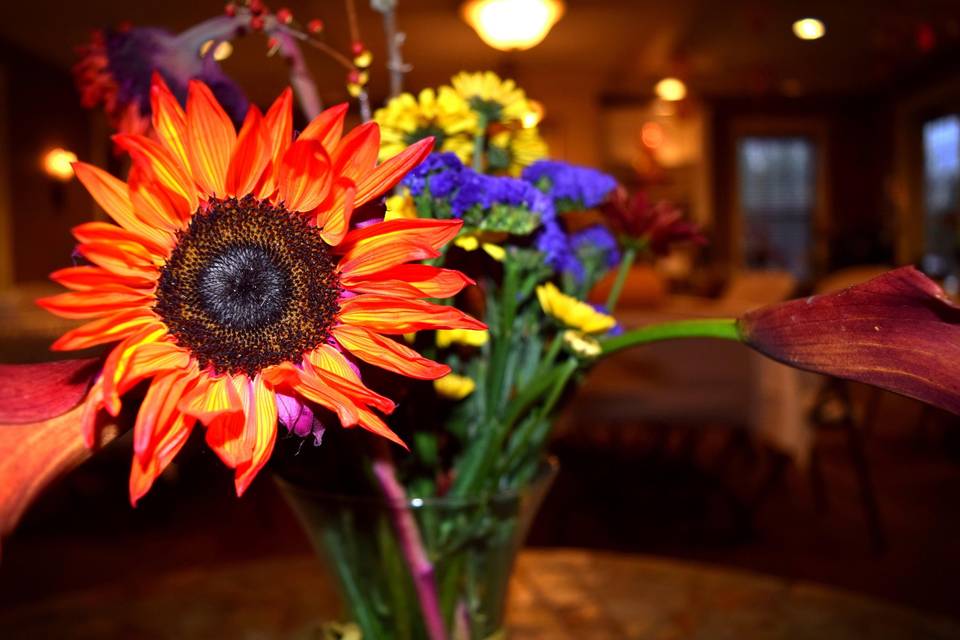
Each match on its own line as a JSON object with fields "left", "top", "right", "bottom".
{"left": 535, "top": 217, "right": 571, "bottom": 271}
{"left": 74, "top": 20, "right": 248, "bottom": 136}
{"left": 564, "top": 224, "right": 621, "bottom": 283}
{"left": 522, "top": 160, "right": 618, "bottom": 211}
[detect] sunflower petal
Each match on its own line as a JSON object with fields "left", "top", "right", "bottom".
{"left": 292, "top": 368, "right": 360, "bottom": 427}
{"left": 50, "top": 266, "right": 154, "bottom": 291}
{"left": 339, "top": 294, "right": 486, "bottom": 333}
{"left": 50, "top": 311, "right": 161, "bottom": 351}
{"left": 184, "top": 80, "right": 237, "bottom": 196}
{"left": 180, "top": 373, "right": 244, "bottom": 424}
{"left": 332, "top": 324, "right": 451, "bottom": 380}
{"left": 338, "top": 220, "right": 464, "bottom": 279}
{"left": 304, "top": 346, "right": 395, "bottom": 414}
{"left": 130, "top": 410, "right": 194, "bottom": 506}
{"left": 345, "top": 264, "right": 475, "bottom": 298}
{"left": 37, "top": 289, "right": 153, "bottom": 319}
{"left": 356, "top": 407, "right": 407, "bottom": 449}
{"left": 352, "top": 137, "right": 434, "bottom": 209}
{"left": 299, "top": 102, "right": 349, "bottom": 150}
{"left": 234, "top": 374, "right": 278, "bottom": 496}
{"left": 226, "top": 106, "right": 271, "bottom": 197}
{"left": 277, "top": 139, "right": 333, "bottom": 212}
{"left": 149, "top": 72, "right": 189, "bottom": 170}
{"left": 113, "top": 133, "right": 198, "bottom": 212}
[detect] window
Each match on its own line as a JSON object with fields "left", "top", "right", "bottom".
{"left": 922, "top": 114, "right": 960, "bottom": 275}
{"left": 737, "top": 137, "right": 816, "bottom": 279}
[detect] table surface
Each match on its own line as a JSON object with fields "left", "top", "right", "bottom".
{"left": 0, "top": 548, "right": 956, "bottom": 639}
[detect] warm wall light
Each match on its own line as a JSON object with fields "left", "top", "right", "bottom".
{"left": 461, "top": 0, "right": 565, "bottom": 51}
{"left": 42, "top": 148, "right": 77, "bottom": 182}
{"left": 199, "top": 39, "right": 233, "bottom": 61}
{"left": 654, "top": 77, "right": 687, "bottom": 102}
{"left": 792, "top": 18, "right": 825, "bottom": 40}
{"left": 522, "top": 100, "right": 545, "bottom": 128}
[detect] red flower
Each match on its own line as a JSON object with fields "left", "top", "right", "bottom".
{"left": 601, "top": 187, "right": 704, "bottom": 255}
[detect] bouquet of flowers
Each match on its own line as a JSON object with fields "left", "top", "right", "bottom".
{"left": 3, "top": 2, "right": 960, "bottom": 639}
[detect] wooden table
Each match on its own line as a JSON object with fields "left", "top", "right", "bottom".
{"left": 1, "top": 548, "right": 956, "bottom": 639}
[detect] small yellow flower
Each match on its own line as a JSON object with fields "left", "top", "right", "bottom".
{"left": 454, "top": 234, "right": 506, "bottom": 261}
{"left": 451, "top": 71, "right": 530, "bottom": 125}
{"left": 436, "top": 328, "right": 489, "bottom": 348}
{"left": 434, "top": 373, "right": 476, "bottom": 400}
{"left": 537, "top": 282, "right": 616, "bottom": 334}
{"left": 490, "top": 127, "right": 549, "bottom": 175}
{"left": 385, "top": 189, "right": 417, "bottom": 221}
{"left": 374, "top": 87, "right": 478, "bottom": 163}
{"left": 563, "top": 330, "right": 602, "bottom": 359}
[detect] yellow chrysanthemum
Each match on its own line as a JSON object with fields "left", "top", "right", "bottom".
{"left": 434, "top": 373, "right": 476, "bottom": 399}
{"left": 451, "top": 71, "right": 530, "bottom": 125}
{"left": 385, "top": 188, "right": 418, "bottom": 221}
{"left": 454, "top": 233, "right": 506, "bottom": 261}
{"left": 490, "top": 127, "right": 549, "bottom": 175}
{"left": 374, "top": 87, "right": 478, "bottom": 163}
{"left": 436, "top": 328, "right": 489, "bottom": 348}
{"left": 536, "top": 283, "right": 616, "bottom": 334}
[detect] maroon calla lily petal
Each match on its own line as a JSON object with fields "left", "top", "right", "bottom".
{"left": 739, "top": 266, "right": 960, "bottom": 414}
{"left": 0, "top": 358, "right": 113, "bottom": 544}
{"left": 0, "top": 358, "right": 100, "bottom": 424}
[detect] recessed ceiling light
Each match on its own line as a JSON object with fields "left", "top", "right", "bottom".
{"left": 793, "top": 18, "right": 825, "bottom": 41}
{"left": 654, "top": 78, "right": 687, "bottom": 102}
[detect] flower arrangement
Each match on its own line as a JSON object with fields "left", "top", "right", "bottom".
{"left": 3, "top": 2, "right": 960, "bottom": 639}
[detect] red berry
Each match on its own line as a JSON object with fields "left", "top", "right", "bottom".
{"left": 351, "top": 41, "right": 365, "bottom": 55}
{"left": 250, "top": 15, "right": 265, "bottom": 30}
{"left": 307, "top": 18, "right": 324, "bottom": 33}
{"left": 266, "top": 36, "right": 279, "bottom": 50}
{"left": 224, "top": 2, "right": 237, "bottom": 17}
{"left": 347, "top": 70, "right": 361, "bottom": 84}
{"left": 249, "top": 0, "right": 265, "bottom": 14}
{"left": 275, "top": 7, "right": 292, "bottom": 24}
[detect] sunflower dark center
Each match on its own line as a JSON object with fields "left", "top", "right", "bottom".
{"left": 155, "top": 195, "right": 341, "bottom": 375}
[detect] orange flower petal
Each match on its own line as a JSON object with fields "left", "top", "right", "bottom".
{"left": 299, "top": 102, "right": 349, "bottom": 150}
{"left": 356, "top": 407, "right": 407, "bottom": 450}
{"left": 103, "top": 337, "right": 190, "bottom": 417}
{"left": 291, "top": 369, "right": 359, "bottom": 427}
{"left": 77, "top": 242, "right": 159, "bottom": 280}
{"left": 73, "top": 163, "right": 173, "bottom": 251}
{"left": 72, "top": 221, "right": 168, "bottom": 261}
{"left": 234, "top": 374, "right": 278, "bottom": 496}
{"left": 185, "top": 80, "right": 237, "bottom": 196}
{"left": 338, "top": 219, "right": 464, "bottom": 278}
{"left": 263, "top": 87, "right": 293, "bottom": 166}
{"left": 179, "top": 372, "right": 244, "bottom": 424}
{"left": 131, "top": 368, "right": 195, "bottom": 465}
{"left": 338, "top": 294, "right": 486, "bottom": 334}
{"left": 129, "top": 162, "right": 191, "bottom": 229}
{"left": 277, "top": 139, "right": 333, "bottom": 212}
{"left": 346, "top": 264, "right": 475, "bottom": 298}
{"left": 226, "top": 106, "right": 271, "bottom": 197}
{"left": 149, "top": 72, "right": 190, "bottom": 171}
{"left": 130, "top": 410, "right": 194, "bottom": 506}
{"left": 317, "top": 179, "right": 356, "bottom": 246}
{"left": 50, "top": 311, "right": 162, "bottom": 351}
{"left": 37, "top": 289, "right": 153, "bottom": 320}
{"left": 352, "top": 137, "right": 433, "bottom": 210}
{"left": 113, "top": 133, "right": 198, "bottom": 212}
{"left": 331, "top": 122, "right": 380, "bottom": 184}
{"left": 50, "top": 266, "right": 154, "bottom": 292}
{"left": 304, "top": 346, "right": 395, "bottom": 414}
{"left": 332, "top": 324, "right": 451, "bottom": 380}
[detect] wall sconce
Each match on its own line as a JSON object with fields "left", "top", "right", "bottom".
{"left": 42, "top": 148, "right": 77, "bottom": 182}
{"left": 461, "top": 0, "right": 565, "bottom": 51}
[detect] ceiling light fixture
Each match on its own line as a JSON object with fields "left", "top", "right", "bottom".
{"left": 42, "top": 148, "right": 77, "bottom": 182}
{"left": 654, "top": 77, "right": 687, "bottom": 102}
{"left": 461, "top": 0, "right": 565, "bottom": 51}
{"left": 792, "top": 18, "right": 825, "bottom": 41}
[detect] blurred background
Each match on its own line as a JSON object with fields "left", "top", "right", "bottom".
{"left": 2, "top": 0, "right": 960, "bottom": 636}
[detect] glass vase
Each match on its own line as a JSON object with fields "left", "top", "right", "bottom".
{"left": 276, "top": 458, "right": 558, "bottom": 640}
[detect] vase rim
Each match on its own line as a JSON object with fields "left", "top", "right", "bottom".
{"left": 274, "top": 456, "right": 559, "bottom": 509}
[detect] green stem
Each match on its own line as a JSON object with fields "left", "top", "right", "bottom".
{"left": 605, "top": 244, "right": 638, "bottom": 313}
{"left": 600, "top": 318, "right": 740, "bottom": 356}
{"left": 472, "top": 115, "right": 488, "bottom": 173}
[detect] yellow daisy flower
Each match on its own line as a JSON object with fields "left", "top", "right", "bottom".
{"left": 436, "top": 328, "right": 490, "bottom": 348}
{"left": 563, "top": 330, "right": 602, "bottom": 359}
{"left": 374, "top": 87, "right": 478, "bottom": 163}
{"left": 537, "top": 282, "right": 616, "bottom": 334}
{"left": 451, "top": 71, "right": 530, "bottom": 125}
{"left": 489, "top": 126, "right": 549, "bottom": 175}
{"left": 434, "top": 373, "right": 477, "bottom": 400}
{"left": 385, "top": 188, "right": 418, "bottom": 221}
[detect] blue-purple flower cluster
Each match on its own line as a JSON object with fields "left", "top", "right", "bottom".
{"left": 564, "top": 225, "right": 621, "bottom": 283}
{"left": 522, "top": 160, "right": 617, "bottom": 211}
{"left": 402, "top": 153, "right": 553, "bottom": 233}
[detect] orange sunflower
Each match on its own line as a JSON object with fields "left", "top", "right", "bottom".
{"left": 39, "top": 74, "right": 484, "bottom": 504}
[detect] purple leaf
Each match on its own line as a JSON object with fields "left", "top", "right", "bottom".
{"left": 0, "top": 358, "right": 101, "bottom": 424}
